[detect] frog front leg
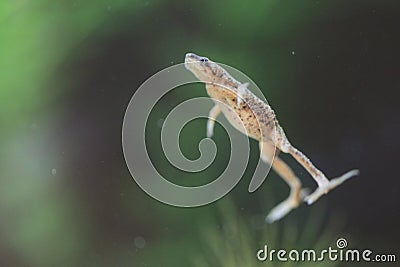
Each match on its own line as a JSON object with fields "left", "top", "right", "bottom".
{"left": 236, "top": 82, "right": 249, "bottom": 107}
{"left": 206, "top": 104, "right": 221, "bottom": 138}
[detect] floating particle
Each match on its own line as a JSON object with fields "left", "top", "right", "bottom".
{"left": 134, "top": 236, "right": 146, "bottom": 249}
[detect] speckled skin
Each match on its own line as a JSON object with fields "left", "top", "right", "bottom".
{"left": 206, "top": 83, "right": 275, "bottom": 140}
{"left": 184, "top": 53, "right": 359, "bottom": 223}
{"left": 184, "top": 53, "right": 285, "bottom": 145}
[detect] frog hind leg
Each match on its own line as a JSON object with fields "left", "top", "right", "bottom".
{"left": 276, "top": 126, "right": 359, "bottom": 205}
{"left": 259, "top": 141, "right": 307, "bottom": 223}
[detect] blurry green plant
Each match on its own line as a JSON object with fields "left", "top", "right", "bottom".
{"left": 193, "top": 196, "right": 343, "bottom": 267}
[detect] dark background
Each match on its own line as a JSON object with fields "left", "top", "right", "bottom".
{"left": 1, "top": 1, "right": 399, "bottom": 266}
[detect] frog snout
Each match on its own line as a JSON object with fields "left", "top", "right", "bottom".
{"left": 185, "top": 52, "right": 198, "bottom": 61}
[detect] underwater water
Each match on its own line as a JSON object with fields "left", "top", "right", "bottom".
{"left": 1, "top": 1, "right": 399, "bottom": 266}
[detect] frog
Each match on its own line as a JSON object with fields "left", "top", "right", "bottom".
{"left": 184, "top": 52, "right": 359, "bottom": 223}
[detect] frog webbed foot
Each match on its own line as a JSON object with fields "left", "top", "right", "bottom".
{"left": 304, "top": 169, "right": 359, "bottom": 205}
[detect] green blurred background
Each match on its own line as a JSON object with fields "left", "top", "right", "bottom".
{"left": 1, "top": 1, "right": 399, "bottom": 266}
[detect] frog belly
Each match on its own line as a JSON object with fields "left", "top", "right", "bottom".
{"left": 218, "top": 104, "right": 262, "bottom": 141}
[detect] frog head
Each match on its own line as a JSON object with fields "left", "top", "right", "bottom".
{"left": 184, "top": 53, "right": 227, "bottom": 84}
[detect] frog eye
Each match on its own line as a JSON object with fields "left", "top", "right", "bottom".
{"left": 200, "top": 57, "right": 209, "bottom": 63}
